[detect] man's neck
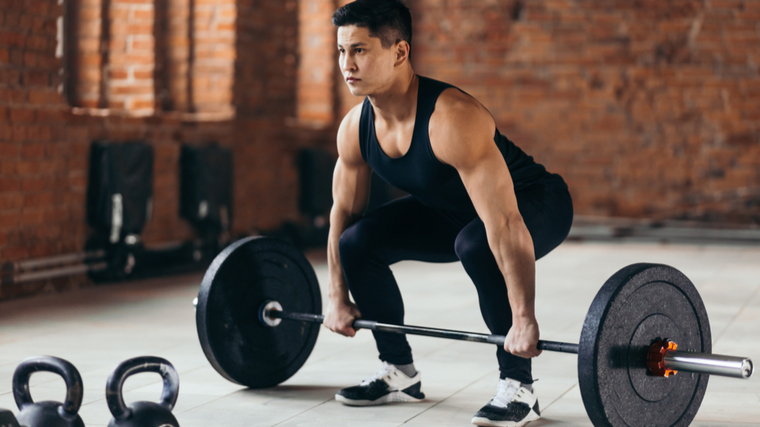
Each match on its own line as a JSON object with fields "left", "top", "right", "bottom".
{"left": 368, "top": 71, "right": 418, "bottom": 125}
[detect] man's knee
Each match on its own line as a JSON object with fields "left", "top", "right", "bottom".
{"left": 454, "top": 225, "right": 492, "bottom": 268}
{"left": 339, "top": 220, "right": 372, "bottom": 265}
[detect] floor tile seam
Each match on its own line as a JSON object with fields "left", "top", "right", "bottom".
{"left": 0, "top": 327, "right": 72, "bottom": 342}
{"left": 539, "top": 382, "right": 579, "bottom": 412}
{"left": 0, "top": 321, "right": 185, "bottom": 338}
{"left": 0, "top": 390, "right": 104, "bottom": 406}
{"left": 305, "top": 342, "right": 380, "bottom": 364}
{"left": 268, "top": 398, "right": 335, "bottom": 426}
{"left": 96, "top": 364, "right": 211, "bottom": 396}
{"left": 172, "top": 394, "right": 228, "bottom": 415}
{"left": 711, "top": 281, "right": 760, "bottom": 346}
{"left": 397, "top": 368, "right": 499, "bottom": 425}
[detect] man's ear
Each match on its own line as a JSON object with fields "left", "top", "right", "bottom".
{"left": 394, "top": 40, "right": 410, "bottom": 66}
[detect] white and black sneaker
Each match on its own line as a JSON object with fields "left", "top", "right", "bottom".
{"left": 335, "top": 362, "right": 425, "bottom": 406}
{"left": 471, "top": 379, "right": 540, "bottom": 427}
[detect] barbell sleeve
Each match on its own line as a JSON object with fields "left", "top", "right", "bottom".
{"left": 664, "top": 351, "right": 753, "bottom": 379}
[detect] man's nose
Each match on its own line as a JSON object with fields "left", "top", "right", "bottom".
{"left": 341, "top": 55, "right": 356, "bottom": 72}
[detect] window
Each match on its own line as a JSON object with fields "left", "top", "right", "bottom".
{"left": 63, "top": 0, "right": 235, "bottom": 119}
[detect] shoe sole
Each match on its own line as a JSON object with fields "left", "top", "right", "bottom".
{"left": 335, "top": 391, "right": 424, "bottom": 406}
{"left": 471, "top": 411, "right": 540, "bottom": 427}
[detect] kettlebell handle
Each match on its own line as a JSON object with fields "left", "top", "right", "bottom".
{"left": 106, "top": 356, "right": 180, "bottom": 420}
{"left": 12, "top": 356, "right": 83, "bottom": 418}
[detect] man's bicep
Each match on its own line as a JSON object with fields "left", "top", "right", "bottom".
{"left": 333, "top": 104, "right": 371, "bottom": 216}
{"left": 459, "top": 153, "right": 522, "bottom": 228}
{"left": 332, "top": 156, "right": 371, "bottom": 216}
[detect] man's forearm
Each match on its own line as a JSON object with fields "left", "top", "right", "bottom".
{"left": 327, "top": 207, "right": 361, "bottom": 303}
{"left": 488, "top": 216, "right": 536, "bottom": 320}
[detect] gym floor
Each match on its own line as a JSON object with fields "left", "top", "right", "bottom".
{"left": 0, "top": 241, "right": 758, "bottom": 426}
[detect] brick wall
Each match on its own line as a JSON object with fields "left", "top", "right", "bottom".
{"left": 1, "top": 0, "right": 758, "bottom": 300}
{"left": 192, "top": 0, "right": 236, "bottom": 113}
{"left": 108, "top": 0, "right": 155, "bottom": 112}
{"left": 0, "top": 0, "right": 328, "bottom": 300}
{"left": 297, "top": 0, "right": 336, "bottom": 125}
{"left": 407, "top": 0, "right": 760, "bottom": 223}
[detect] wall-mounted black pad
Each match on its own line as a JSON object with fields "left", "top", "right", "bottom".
{"left": 180, "top": 144, "right": 233, "bottom": 235}
{"left": 87, "top": 141, "right": 154, "bottom": 243}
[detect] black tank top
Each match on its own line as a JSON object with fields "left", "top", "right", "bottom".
{"left": 359, "top": 76, "right": 549, "bottom": 216}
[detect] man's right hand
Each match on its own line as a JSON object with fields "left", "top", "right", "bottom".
{"left": 324, "top": 299, "right": 362, "bottom": 337}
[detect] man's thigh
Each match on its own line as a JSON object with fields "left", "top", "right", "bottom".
{"left": 515, "top": 176, "right": 574, "bottom": 260}
{"left": 341, "top": 196, "right": 462, "bottom": 265}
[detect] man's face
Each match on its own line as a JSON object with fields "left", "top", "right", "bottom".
{"left": 337, "top": 25, "right": 398, "bottom": 96}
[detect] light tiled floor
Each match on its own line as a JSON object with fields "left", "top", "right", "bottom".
{"left": 0, "top": 241, "right": 758, "bottom": 426}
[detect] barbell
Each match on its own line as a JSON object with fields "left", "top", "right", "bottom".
{"left": 194, "top": 236, "right": 754, "bottom": 427}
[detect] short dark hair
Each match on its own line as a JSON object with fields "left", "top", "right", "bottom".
{"left": 332, "top": 0, "right": 412, "bottom": 49}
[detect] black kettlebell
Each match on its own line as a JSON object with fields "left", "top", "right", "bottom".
{"left": 12, "top": 356, "right": 85, "bottom": 427}
{"left": 106, "top": 356, "right": 180, "bottom": 427}
{"left": 0, "top": 408, "right": 20, "bottom": 427}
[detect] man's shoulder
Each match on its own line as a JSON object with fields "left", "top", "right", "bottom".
{"left": 431, "top": 87, "right": 491, "bottom": 133}
{"left": 338, "top": 101, "right": 365, "bottom": 135}
{"left": 336, "top": 101, "right": 366, "bottom": 162}
{"left": 428, "top": 85, "right": 495, "bottom": 166}
{"left": 435, "top": 86, "right": 482, "bottom": 115}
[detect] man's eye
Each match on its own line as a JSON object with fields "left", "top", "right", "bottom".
{"left": 356, "top": 48, "right": 363, "bottom": 53}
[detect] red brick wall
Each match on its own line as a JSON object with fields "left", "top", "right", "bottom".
{"left": 1, "top": 0, "right": 70, "bottom": 264}
{"left": 67, "top": 0, "right": 236, "bottom": 114}
{"left": 297, "top": 0, "right": 336, "bottom": 125}
{"left": 193, "top": 0, "right": 236, "bottom": 113}
{"left": 407, "top": 0, "right": 760, "bottom": 223}
{"left": 65, "top": 0, "right": 102, "bottom": 108}
{"left": 107, "top": 0, "right": 155, "bottom": 112}
{"left": 0, "top": 0, "right": 329, "bottom": 300}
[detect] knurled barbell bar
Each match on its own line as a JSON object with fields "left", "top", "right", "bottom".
{"left": 259, "top": 301, "right": 752, "bottom": 379}
{"left": 195, "top": 236, "right": 755, "bottom": 427}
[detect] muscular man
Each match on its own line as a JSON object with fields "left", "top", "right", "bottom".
{"left": 323, "top": 1, "right": 573, "bottom": 426}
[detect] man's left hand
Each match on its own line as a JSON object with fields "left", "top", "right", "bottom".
{"left": 504, "top": 317, "right": 542, "bottom": 359}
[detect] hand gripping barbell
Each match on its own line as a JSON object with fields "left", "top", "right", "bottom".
{"left": 195, "top": 236, "right": 754, "bottom": 427}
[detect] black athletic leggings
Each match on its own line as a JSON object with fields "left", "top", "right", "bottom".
{"left": 339, "top": 175, "right": 573, "bottom": 384}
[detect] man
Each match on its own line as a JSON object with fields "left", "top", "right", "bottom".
{"left": 323, "top": 1, "right": 573, "bottom": 426}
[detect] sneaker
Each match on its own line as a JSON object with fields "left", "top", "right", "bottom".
{"left": 335, "top": 362, "right": 425, "bottom": 406}
{"left": 471, "top": 379, "right": 540, "bottom": 427}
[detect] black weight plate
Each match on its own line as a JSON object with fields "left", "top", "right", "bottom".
{"left": 196, "top": 236, "right": 322, "bottom": 388}
{"left": 578, "top": 264, "right": 711, "bottom": 427}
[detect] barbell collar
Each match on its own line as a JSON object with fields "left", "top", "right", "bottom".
{"left": 664, "top": 351, "right": 754, "bottom": 379}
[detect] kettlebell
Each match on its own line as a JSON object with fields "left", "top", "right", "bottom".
{"left": 106, "top": 356, "right": 180, "bottom": 427}
{"left": 12, "top": 356, "right": 85, "bottom": 427}
{"left": 0, "top": 408, "right": 20, "bottom": 427}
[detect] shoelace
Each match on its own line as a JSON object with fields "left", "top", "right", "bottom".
{"left": 360, "top": 362, "right": 397, "bottom": 386}
{"left": 490, "top": 379, "right": 521, "bottom": 408}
